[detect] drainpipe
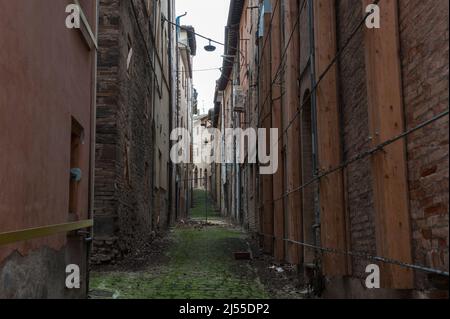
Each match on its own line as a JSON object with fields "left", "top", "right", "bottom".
{"left": 176, "top": 12, "right": 187, "bottom": 38}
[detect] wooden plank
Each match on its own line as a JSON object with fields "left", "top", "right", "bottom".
{"left": 271, "top": 0, "right": 284, "bottom": 262}
{"left": 314, "top": 0, "right": 348, "bottom": 276}
{"left": 283, "top": 0, "right": 302, "bottom": 265}
{"left": 0, "top": 220, "right": 94, "bottom": 246}
{"left": 363, "top": 0, "right": 413, "bottom": 289}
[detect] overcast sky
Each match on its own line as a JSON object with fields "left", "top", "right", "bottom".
{"left": 176, "top": 0, "right": 231, "bottom": 115}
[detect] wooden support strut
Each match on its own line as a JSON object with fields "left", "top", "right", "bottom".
{"left": 363, "top": 0, "right": 414, "bottom": 289}
{"left": 314, "top": 0, "right": 349, "bottom": 276}
{"left": 283, "top": 0, "right": 302, "bottom": 265}
{"left": 270, "top": 0, "right": 285, "bottom": 262}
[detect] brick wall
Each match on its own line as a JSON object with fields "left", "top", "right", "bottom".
{"left": 399, "top": 0, "right": 449, "bottom": 290}
{"left": 333, "top": 0, "right": 449, "bottom": 291}
{"left": 235, "top": 0, "right": 448, "bottom": 296}
{"left": 336, "top": 0, "right": 377, "bottom": 279}
{"left": 93, "top": 0, "right": 157, "bottom": 264}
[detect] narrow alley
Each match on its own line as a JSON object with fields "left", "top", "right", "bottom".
{"left": 89, "top": 191, "right": 267, "bottom": 299}
{"left": 0, "top": 0, "right": 449, "bottom": 302}
{"left": 90, "top": 190, "right": 302, "bottom": 299}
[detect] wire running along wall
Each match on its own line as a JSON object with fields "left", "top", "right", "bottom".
{"left": 253, "top": 0, "right": 449, "bottom": 278}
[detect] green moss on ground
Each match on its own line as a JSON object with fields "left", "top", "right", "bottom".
{"left": 189, "top": 189, "right": 221, "bottom": 220}
{"left": 90, "top": 195, "right": 268, "bottom": 299}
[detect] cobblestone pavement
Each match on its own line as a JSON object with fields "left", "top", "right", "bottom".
{"left": 90, "top": 190, "right": 306, "bottom": 299}
{"left": 90, "top": 220, "right": 269, "bottom": 299}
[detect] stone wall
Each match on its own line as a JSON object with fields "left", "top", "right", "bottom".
{"left": 93, "top": 0, "right": 167, "bottom": 264}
